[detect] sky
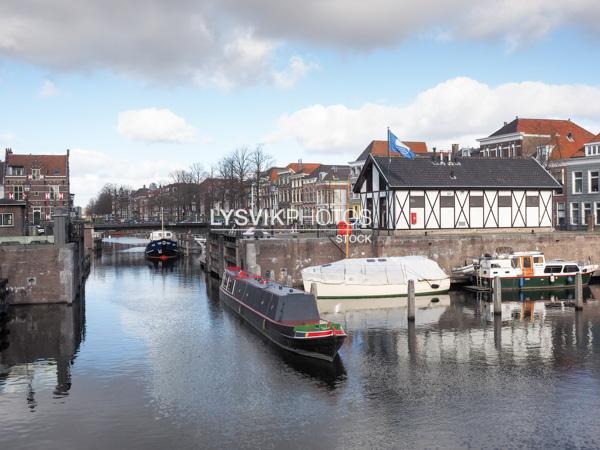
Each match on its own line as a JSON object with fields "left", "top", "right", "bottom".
{"left": 1, "top": 1, "right": 600, "bottom": 207}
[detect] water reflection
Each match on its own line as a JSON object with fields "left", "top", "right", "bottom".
{"left": 2, "top": 240, "right": 600, "bottom": 448}
{"left": 0, "top": 295, "right": 85, "bottom": 407}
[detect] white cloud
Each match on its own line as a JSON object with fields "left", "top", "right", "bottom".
{"left": 117, "top": 108, "right": 197, "bottom": 144}
{"left": 272, "top": 56, "right": 318, "bottom": 89}
{"left": 0, "top": 1, "right": 599, "bottom": 88}
{"left": 38, "top": 79, "right": 59, "bottom": 98}
{"left": 0, "top": 132, "right": 16, "bottom": 143}
{"left": 69, "top": 148, "right": 187, "bottom": 206}
{"left": 266, "top": 77, "right": 600, "bottom": 153}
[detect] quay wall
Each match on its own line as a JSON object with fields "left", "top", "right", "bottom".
{"left": 238, "top": 231, "right": 600, "bottom": 287}
{"left": 0, "top": 242, "right": 84, "bottom": 305}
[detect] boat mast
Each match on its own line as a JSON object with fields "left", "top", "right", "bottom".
{"left": 161, "top": 207, "right": 164, "bottom": 234}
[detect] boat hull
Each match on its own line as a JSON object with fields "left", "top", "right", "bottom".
{"left": 302, "top": 277, "right": 450, "bottom": 299}
{"left": 219, "top": 287, "right": 345, "bottom": 361}
{"left": 145, "top": 239, "right": 180, "bottom": 259}
{"left": 477, "top": 273, "right": 593, "bottom": 291}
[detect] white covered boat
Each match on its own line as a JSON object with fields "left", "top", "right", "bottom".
{"left": 301, "top": 256, "right": 450, "bottom": 299}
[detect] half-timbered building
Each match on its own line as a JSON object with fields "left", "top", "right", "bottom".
{"left": 353, "top": 155, "right": 561, "bottom": 231}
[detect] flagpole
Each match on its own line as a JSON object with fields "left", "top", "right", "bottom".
{"left": 387, "top": 127, "right": 391, "bottom": 163}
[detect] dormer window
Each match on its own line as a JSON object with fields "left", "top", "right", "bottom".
{"left": 8, "top": 166, "right": 24, "bottom": 176}
{"left": 567, "top": 132, "right": 574, "bottom": 142}
{"left": 32, "top": 168, "right": 41, "bottom": 180}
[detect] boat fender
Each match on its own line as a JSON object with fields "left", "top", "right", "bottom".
{"left": 519, "top": 278, "right": 525, "bottom": 288}
{"left": 550, "top": 274, "right": 555, "bottom": 283}
{"left": 567, "top": 276, "right": 573, "bottom": 284}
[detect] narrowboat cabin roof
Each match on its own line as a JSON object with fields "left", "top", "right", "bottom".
{"left": 223, "top": 268, "right": 321, "bottom": 324}
{"left": 353, "top": 155, "right": 562, "bottom": 193}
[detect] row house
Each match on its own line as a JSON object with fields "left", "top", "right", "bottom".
{"left": 313, "top": 165, "right": 351, "bottom": 225}
{"left": 549, "top": 132, "right": 600, "bottom": 229}
{"left": 477, "top": 117, "right": 594, "bottom": 160}
{"left": 478, "top": 118, "right": 596, "bottom": 228}
{"left": 349, "top": 140, "right": 428, "bottom": 218}
{"left": 2, "top": 148, "right": 71, "bottom": 228}
{"left": 275, "top": 161, "right": 320, "bottom": 222}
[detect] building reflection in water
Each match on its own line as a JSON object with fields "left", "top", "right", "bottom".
{"left": 0, "top": 293, "right": 85, "bottom": 409}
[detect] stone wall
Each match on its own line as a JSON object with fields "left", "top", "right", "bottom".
{"left": 241, "top": 231, "right": 600, "bottom": 287}
{"left": 0, "top": 242, "right": 81, "bottom": 304}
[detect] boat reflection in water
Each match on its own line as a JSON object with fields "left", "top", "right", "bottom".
{"left": 318, "top": 294, "right": 451, "bottom": 323}
{"left": 462, "top": 287, "right": 596, "bottom": 322}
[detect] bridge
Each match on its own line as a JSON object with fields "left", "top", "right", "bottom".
{"left": 92, "top": 221, "right": 210, "bottom": 232}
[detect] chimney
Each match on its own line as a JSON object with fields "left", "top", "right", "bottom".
{"left": 298, "top": 158, "right": 303, "bottom": 171}
{"left": 452, "top": 143, "right": 459, "bottom": 155}
{"left": 504, "top": 121, "right": 507, "bottom": 126}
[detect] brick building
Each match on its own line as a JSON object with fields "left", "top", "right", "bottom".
{"left": 0, "top": 198, "right": 27, "bottom": 236}
{"left": 477, "top": 118, "right": 594, "bottom": 160}
{"left": 3, "top": 148, "right": 70, "bottom": 228}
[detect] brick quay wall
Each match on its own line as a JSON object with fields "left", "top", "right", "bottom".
{"left": 235, "top": 231, "right": 600, "bottom": 287}
{"left": 0, "top": 242, "right": 86, "bottom": 305}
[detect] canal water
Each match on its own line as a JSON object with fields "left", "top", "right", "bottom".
{"left": 2, "top": 239, "right": 600, "bottom": 449}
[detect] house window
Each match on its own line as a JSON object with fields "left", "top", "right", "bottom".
{"left": 557, "top": 202, "right": 565, "bottom": 226}
{"left": 571, "top": 203, "right": 580, "bottom": 225}
{"left": 583, "top": 202, "right": 592, "bottom": 225}
{"left": 9, "top": 166, "right": 24, "bottom": 176}
{"left": 590, "top": 171, "right": 599, "bottom": 193}
{"left": 595, "top": 202, "right": 600, "bottom": 226}
{"left": 0, "top": 213, "right": 14, "bottom": 227}
{"left": 32, "top": 168, "right": 41, "bottom": 180}
{"left": 50, "top": 185, "right": 60, "bottom": 200}
{"left": 573, "top": 171, "right": 583, "bottom": 194}
{"left": 13, "top": 185, "right": 24, "bottom": 200}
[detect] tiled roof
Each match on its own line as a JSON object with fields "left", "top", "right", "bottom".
{"left": 307, "top": 164, "right": 350, "bottom": 181}
{"left": 587, "top": 132, "right": 600, "bottom": 144}
{"left": 286, "top": 162, "right": 321, "bottom": 174}
{"left": 354, "top": 156, "right": 561, "bottom": 192}
{"left": 355, "top": 140, "right": 428, "bottom": 162}
{"left": 5, "top": 152, "right": 69, "bottom": 176}
{"left": 486, "top": 118, "right": 595, "bottom": 160}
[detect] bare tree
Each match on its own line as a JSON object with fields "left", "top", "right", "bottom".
{"left": 169, "top": 169, "right": 193, "bottom": 184}
{"left": 232, "top": 147, "right": 251, "bottom": 208}
{"left": 189, "top": 162, "right": 206, "bottom": 184}
{"left": 249, "top": 145, "right": 274, "bottom": 212}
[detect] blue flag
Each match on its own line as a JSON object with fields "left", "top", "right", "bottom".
{"left": 388, "top": 129, "right": 415, "bottom": 159}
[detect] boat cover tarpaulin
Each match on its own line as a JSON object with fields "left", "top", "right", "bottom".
{"left": 303, "top": 256, "right": 448, "bottom": 286}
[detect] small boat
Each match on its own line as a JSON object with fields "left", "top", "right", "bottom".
{"left": 146, "top": 208, "right": 180, "bottom": 260}
{"left": 301, "top": 256, "right": 450, "bottom": 299}
{"left": 453, "top": 251, "right": 597, "bottom": 291}
{"left": 219, "top": 266, "right": 346, "bottom": 361}
{"left": 145, "top": 230, "right": 180, "bottom": 260}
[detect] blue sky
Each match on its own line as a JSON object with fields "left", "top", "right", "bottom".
{"left": 1, "top": 1, "right": 600, "bottom": 206}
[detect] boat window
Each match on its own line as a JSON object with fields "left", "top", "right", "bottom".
{"left": 491, "top": 264, "right": 500, "bottom": 268}
{"left": 367, "top": 259, "right": 376, "bottom": 262}
{"left": 377, "top": 258, "right": 387, "bottom": 262}
{"left": 563, "top": 265, "right": 579, "bottom": 273}
{"left": 523, "top": 258, "right": 532, "bottom": 268}
{"left": 322, "top": 264, "right": 331, "bottom": 267}
{"left": 511, "top": 258, "right": 518, "bottom": 268}
{"left": 544, "top": 266, "right": 562, "bottom": 274}
{"left": 533, "top": 257, "right": 544, "bottom": 264}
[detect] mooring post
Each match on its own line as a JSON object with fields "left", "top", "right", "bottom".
{"left": 575, "top": 272, "right": 583, "bottom": 310}
{"left": 310, "top": 282, "right": 318, "bottom": 300}
{"left": 407, "top": 279, "right": 415, "bottom": 322}
{"left": 493, "top": 276, "right": 502, "bottom": 316}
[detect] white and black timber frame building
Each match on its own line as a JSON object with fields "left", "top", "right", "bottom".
{"left": 353, "top": 154, "right": 561, "bottom": 231}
